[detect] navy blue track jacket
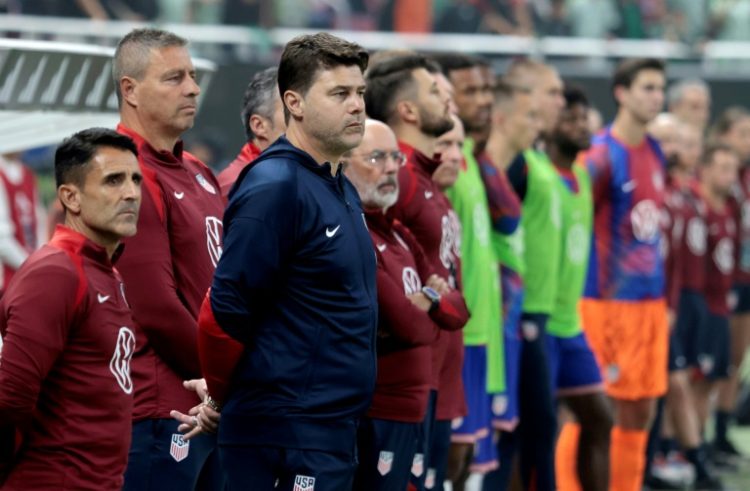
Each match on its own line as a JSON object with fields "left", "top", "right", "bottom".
{"left": 211, "top": 136, "right": 378, "bottom": 455}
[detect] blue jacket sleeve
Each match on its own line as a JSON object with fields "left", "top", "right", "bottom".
{"left": 209, "top": 171, "right": 296, "bottom": 343}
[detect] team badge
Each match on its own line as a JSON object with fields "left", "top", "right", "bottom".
{"left": 377, "top": 451, "right": 394, "bottom": 476}
{"left": 521, "top": 321, "right": 539, "bottom": 341}
{"left": 205, "top": 216, "right": 224, "bottom": 267}
{"left": 109, "top": 327, "right": 135, "bottom": 394}
{"left": 411, "top": 453, "right": 424, "bottom": 478}
{"left": 402, "top": 267, "right": 421, "bottom": 295}
{"left": 195, "top": 173, "right": 217, "bottom": 194}
{"left": 293, "top": 475, "right": 315, "bottom": 491}
{"left": 425, "top": 468, "right": 436, "bottom": 489}
{"left": 606, "top": 364, "right": 620, "bottom": 383}
{"left": 492, "top": 394, "right": 508, "bottom": 416}
{"left": 170, "top": 433, "right": 190, "bottom": 462}
{"left": 728, "top": 290, "right": 739, "bottom": 312}
{"left": 699, "top": 354, "right": 714, "bottom": 376}
{"left": 631, "top": 199, "right": 661, "bottom": 243}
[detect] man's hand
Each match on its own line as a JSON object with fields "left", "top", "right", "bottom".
{"left": 182, "top": 378, "right": 208, "bottom": 401}
{"left": 426, "top": 274, "right": 450, "bottom": 295}
{"left": 169, "top": 379, "right": 221, "bottom": 441}
{"left": 407, "top": 292, "right": 432, "bottom": 312}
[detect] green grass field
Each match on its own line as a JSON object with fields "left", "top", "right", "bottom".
{"left": 714, "top": 358, "right": 750, "bottom": 491}
{"left": 719, "top": 425, "right": 750, "bottom": 491}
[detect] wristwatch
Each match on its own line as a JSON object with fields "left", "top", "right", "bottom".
{"left": 421, "top": 286, "right": 441, "bottom": 313}
{"left": 204, "top": 394, "right": 221, "bottom": 412}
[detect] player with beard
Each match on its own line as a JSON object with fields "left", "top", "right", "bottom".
{"left": 364, "top": 53, "right": 469, "bottom": 491}
{"left": 344, "top": 119, "right": 469, "bottom": 491}
{"left": 546, "top": 87, "right": 612, "bottom": 491}
{"left": 218, "top": 67, "right": 285, "bottom": 197}
{"left": 581, "top": 58, "right": 668, "bottom": 491}
{"left": 431, "top": 53, "right": 494, "bottom": 161}
{"left": 503, "top": 59, "right": 566, "bottom": 491}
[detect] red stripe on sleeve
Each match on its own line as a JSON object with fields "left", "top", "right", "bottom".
{"left": 197, "top": 290, "right": 244, "bottom": 405}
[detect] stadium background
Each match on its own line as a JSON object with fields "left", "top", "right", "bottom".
{"left": 1, "top": 0, "right": 750, "bottom": 487}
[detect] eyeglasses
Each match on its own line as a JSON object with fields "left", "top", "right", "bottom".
{"left": 363, "top": 150, "right": 407, "bottom": 169}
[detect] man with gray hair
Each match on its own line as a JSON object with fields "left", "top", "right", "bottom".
{"left": 667, "top": 79, "right": 711, "bottom": 132}
{"left": 112, "top": 28, "right": 226, "bottom": 490}
{"left": 218, "top": 67, "right": 286, "bottom": 197}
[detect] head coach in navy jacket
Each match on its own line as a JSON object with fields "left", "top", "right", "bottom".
{"left": 188, "top": 33, "right": 378, "bottom": 491}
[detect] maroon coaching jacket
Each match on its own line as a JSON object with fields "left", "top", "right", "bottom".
{"left": 366, "top": 210, "right": 468, "bottom": 423}
{"left": 116, "top": 124, "right": 225, "bottom": 420}
{"left": 217, "top": 142, "right": 261, "bottom": 198}
{"left": 705, "top": 201, "right": 737, "bottom": 316}
{"left": 388, "top": 142, "right": 468, "bottom": 421}
{"left": 663, "top": 178, "right": 707, "bottom": 309}
{"left": 0, "top": 226, "right": 135, "bottom": 490}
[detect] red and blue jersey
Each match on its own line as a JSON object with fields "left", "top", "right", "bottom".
{"left": 584, "top": 128, "right": 666, "bottom": 301}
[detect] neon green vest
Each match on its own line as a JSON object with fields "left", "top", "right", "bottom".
{"left": 445, "top": 139, "right": 505, "bottom": 393}
{"left": 520, "top": 149, "right": 562, "bottom": 314}
{"left": 547, "top": 163, "right": 593, "bottom": 338}
{"left": 494, "top": 224, "right": 525, "bottom": 277}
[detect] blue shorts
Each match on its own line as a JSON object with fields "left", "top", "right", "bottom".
{"left": 696, "top": 312, "right": 731, "bottom": 380}
{"left": 493, "top": 266, "right": 523, "bottom": 431}
{"left": 124, "top": 418, "right": 220, "bottom": 491}
{"left": 354, "top": 417, "right": 420, "bottom": 491}
{"left": 545, "top": 332, "right": 603, "bottom": 395}
{"left": 732, "top": 283, "right": 750, "bottom": 314}
{"left": 673, "top": 289, "right": 709, "bottom": 371}
{"left": 470, "top": 429, "right": 499, "bottom": 474}
{"left": 668, "top": 329, "right": 688, "bottom": 372}
{"left": 451, "top": 346, "right": 491, "bottom": 444}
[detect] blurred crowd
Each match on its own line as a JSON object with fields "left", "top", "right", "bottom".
{"left": 4, "top": 0, "right": 750, "bottom": 45}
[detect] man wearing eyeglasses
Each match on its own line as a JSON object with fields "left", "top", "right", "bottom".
{"left": 344, "top": 119, "right": 469, "bottom": 491}
{"left": 365, "top": 53, "right": 468, "bottom": 491}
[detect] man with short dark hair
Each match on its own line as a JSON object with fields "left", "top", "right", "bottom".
{"left": 113, "top": 27, "right": 227, "bottom": 490}
{"left": 218, "top": 67, "right": 286, "bottom": 197}
{"left": 0, "top": 128, "right": 141, "bottom": 490}
{"left": 193, "top": 32, "right": 377, "bottom": 491}
{"left": 365, "top": 53, "right": 468, "bottom": 491}
{"left": 544, "top": 87, "right": 612, "bottom": 491}
{"left": 432, "top": 53, "right": 493, "bottom": 158}
{"left": 582, "top": 58, "right": 668, "bottom": 491}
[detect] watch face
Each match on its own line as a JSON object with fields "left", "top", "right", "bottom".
{"left": 422, "top": 286, "right": 440, "bottom": 301}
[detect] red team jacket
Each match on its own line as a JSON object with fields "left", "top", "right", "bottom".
{"left": 366, "top": 210, "right": 468, "bottom": 423}
{"left": 388, "top": 142, "right": 468, "bottom": 421}
{"left": 705, "top": 201, "right": 737, "bottom": 316}
{"left": 0, "top": 226, "right": 135, "bottom": 490}
{"left": 217, "top": 142, "right": 262, "bottom": 198}
{"left": 116, "top": 124, "right": 225, "bottom": 419}
{"left": 663, "top": 178, "right": 707, "bottom": 308}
